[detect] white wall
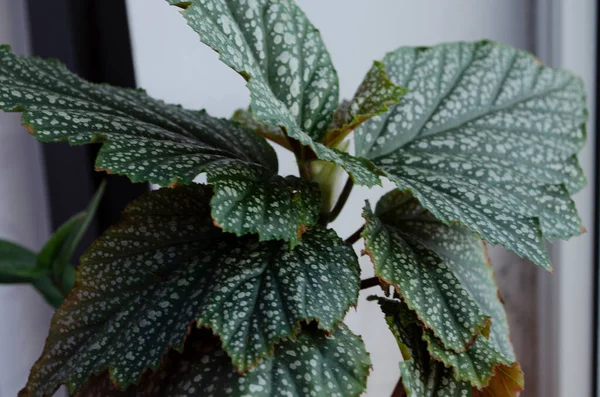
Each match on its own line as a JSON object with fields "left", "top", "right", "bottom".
{"left": 0, "top": 1, "right": 55, "bottom": 396}
{"left": 126, "top": 1, "right": 535, "bottom": 395}
{"left": 550, "top": 2, "right": 597, "bottom": 396}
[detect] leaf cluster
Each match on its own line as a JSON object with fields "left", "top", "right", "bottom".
{"left": 0, "top": 1, "right": 587, "bottom": 396}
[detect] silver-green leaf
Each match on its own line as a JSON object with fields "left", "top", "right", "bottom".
{"left": 0, "top": 45, "right": 319, "bottom": 245}
{"left": 372, "top": 190, "right": 524, "bottom": 393}
{"left": 374, "top": 297, "right": 471, "bottom": 397}
{"left": 356, "top": 41, "right": 587, "bottom": 268}
{"left": 169, "top": 0, "right": 384, "bottom": 186}
{"left": 74, "top": 325, "right": 371, "bottom": 397}
{"left": 362, "top": 198, "right": 490, "bottom": 353}
{"left": 22, "top": 184, "right": 359, "bottom": 396}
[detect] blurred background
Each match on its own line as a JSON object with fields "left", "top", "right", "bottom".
{"left": 0, "top": 1, "right": 597, "bottom": 396}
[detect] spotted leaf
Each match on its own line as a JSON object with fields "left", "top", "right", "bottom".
{"left": 73, "top": 324, "right": 371, "bottom": 397}
{"left": 362, "top": 200, "right": 490, "bottom": 353}
{"left": 423, "top": 331, "right": 516, "bottom": 389}
{"left": 355, "top": 41, "right": 587, "bottom": 268}
{"left": 374, "top": 297, "right": 471, "bottom": 397}
{"left": 0, "top": 45, "right": 320, "bottom": 244}
{"left": 169, "top": 0, "right": 383, "bottom": 186}
{"left": 209, "top": 168, "right": 321, "bottom": 247}
{"left": 323, "top": 61, "right": 407, "bottom": 147}
{"left": 373, "top": 190, "right": 523, "bottom": 393}
{"left": 22, "top": 185, "right": 359, "bottom": 396}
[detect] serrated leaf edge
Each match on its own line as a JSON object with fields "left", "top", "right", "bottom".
{"left": 361, "top": 204, "right": 492, "bottom": 354}
{"left": 22, "top": 207, "right": 360, "bottom": 395}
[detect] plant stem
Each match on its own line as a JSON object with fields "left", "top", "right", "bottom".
{"left": 327, "top": 177, "right": 353, "bottom": 223}
{"left": 391, "top": 377, "right": 406, "bottom": 397}
{"left": 290, "top": 138, "right": 311, "bottom": 179}
{"left": 345, "top": 225, "right": 364, "bottom": 245}
{"left": 360, "top": 277, "right": 379, "bottom": 290}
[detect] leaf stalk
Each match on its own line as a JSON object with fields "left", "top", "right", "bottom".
{"left": 345, "top": 225, "right": 364, "bottom": 245}
{"left": 327, "top": 177, "right": 354, "bottom": 224}
{"left": 360, "top": 277, "right": 379, "bottom": 290}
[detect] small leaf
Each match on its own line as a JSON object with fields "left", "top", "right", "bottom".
{"left": 323, "top": 61, "right": 407, "bottom": 147}
{"left": 38, "top": 180, "right": 105, "bottom": 292}
{"left": 362, "top": 201, "right": 490, "bottom": 352}
{"left": 169, "top": 0, "right": 383, "bottom": 187}
{"left": 0, "top": 46, "right": 319, "bottom": 244}
{"left": 23, "top": 184, "right": 360, "bottom": 395}
{"left": 355, "top": 41, "right": 587, "bottom": 268}
{"left": 73, "top": 324, "right": 371, "bottom": 397}
{"left": 0, "top": 184, "right": 102, "bottom": 307}
{"left": 31, "top": 275, "right": 67, "bottom": 309}
{"left": 0, "top": 240, "right": 41, "bottom": 283}
{"left": 375, "top": 297, "right": 471, "bottom": 397}
{"left": 0, "top": 241, "right": 65, "bottom": 307}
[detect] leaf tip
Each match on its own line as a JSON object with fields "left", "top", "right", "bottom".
{"left": 22, "top": 122, "right": 35, "bottom": 135}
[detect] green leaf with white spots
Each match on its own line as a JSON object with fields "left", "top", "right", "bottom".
{"left": 423, "top": 330, "right": 514, "bottom": 389}
{"left": 209, "top": 168, "right": 321, "bottom": 247}
{"left": 169, "top": 0, "right": 339, "bottom": 142}
{"left": 323, "top": 61, "right": 407, "bottom": 147}
{"left": 169, "top": 0, "right": 383, "bottom": 187}
{"left": 0, "top": 46, "right": 275, "bottom": 184}
{"left": 22, "top": 184, "right": 359, "bottom": 396}
{"left": 0, "top": 45, "right": 320, "bottom": 244}
{"left": 372, "top": 190, "right": 523, "bottom": 392}
{"left": 355, "top": 41, "right": 587, "bottom": 268}
{"left": 362, "top": 200, "right": 490, "bottom": 353}
{"left": 73, "top": 324, "right": 371, "bottom": 397}
{"left": 375, "top": 190, "right": 515, "bottom": 361}
{"left": 374, "top": 297, "right": 471, "bottom": 397}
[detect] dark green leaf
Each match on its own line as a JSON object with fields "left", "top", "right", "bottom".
{"left": 362, "top": 200, "right": 490, "bottom": 352}
{"left": 38, "top": 180, "right": 106, "bottom": 293}
{"left": 376, "top": 298, "right": 523, "bottom": 397}
{"left": 170, "top": 0, "right": 339, "bottom": 142}
{"left": 0, "top": 240, "right": 41, "bottom": 283}
{"left": 169, "top": 0, "right": 383, "bottom": 186}
{"left": 375, "top": 190, "right": 516, "bottom": 358}
{"left": 31, "top": 275, "right": 67, "bottom": 309}
{"left": 356, "top": 41, "right": 587, "bottom": 268}
{"left": 209, "top": 170, "right": 320, "bottom": 247}
{"left": 73, "top": 325, "right": 371, "bottom": 397}
{"left": 423, "top": 329, "right": 516, "bottom": 389}
{"left": 0, "top": 46, "right": 275, "bottom": 184}
{"left": 371, "top": 190, "right": 524, "bottom": 393}
{"left": 23, "top": 184, "right": 359, "bottom": 395}
{"left": 374, "top": 297, "right": 471, "bottom": 397}
{"left": 0, "top": 45, "right": 319, "bottom": 244}
{"left": 0, "top": 240, "right": 66, "bottom": 307}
